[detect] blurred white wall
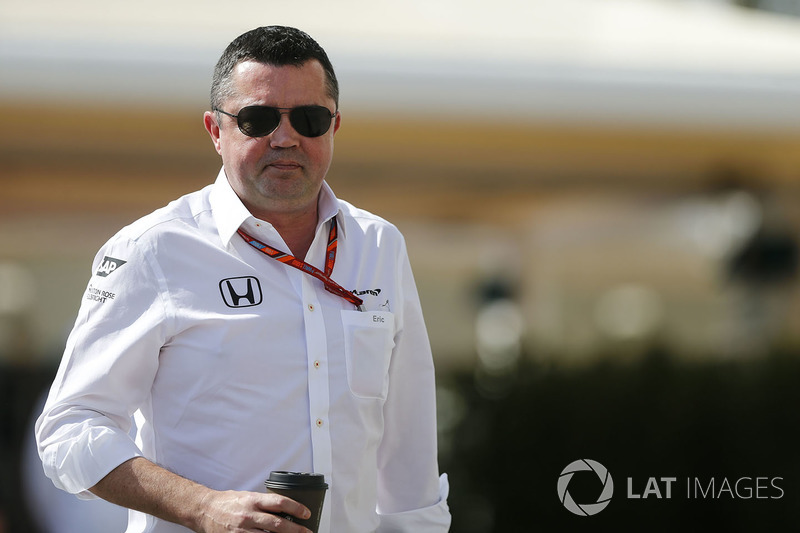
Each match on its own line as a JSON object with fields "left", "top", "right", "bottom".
{"left": 3, "top": 0, "right": 800, "bottom": 129}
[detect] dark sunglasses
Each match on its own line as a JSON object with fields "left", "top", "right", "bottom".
{"left": 214, "top": 105, "right": 336, "bottom": 138}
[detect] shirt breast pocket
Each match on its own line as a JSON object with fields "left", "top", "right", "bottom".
{"left": 341, "top": 310, "right": 395, "bottom": 400}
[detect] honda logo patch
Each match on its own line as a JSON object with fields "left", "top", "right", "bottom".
{"left": 219, "top": 276, "right": 263, "bottom": 308}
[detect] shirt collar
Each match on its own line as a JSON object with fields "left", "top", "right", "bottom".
{"left": 209, "top": 167, "right": 345, "bottom": 246}
{"left": 210, "top": 168, "right": 253, "bottom": 246}
{"left": 318, "top": 180, "right": 346, "bottom": 238}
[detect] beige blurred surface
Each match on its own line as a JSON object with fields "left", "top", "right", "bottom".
{"left": 2, "top": 0, "right": 800, "bottom": 368}
{"left": 2, "top": 100, "right": 799, "bottom": 367}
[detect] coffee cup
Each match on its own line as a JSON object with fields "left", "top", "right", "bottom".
{"left": 264, "top": 471, "right": 328, "bottom": 532}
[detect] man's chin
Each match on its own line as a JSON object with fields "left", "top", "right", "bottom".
{"left": 255, "top": 182, "right": 321, "bottom": 213}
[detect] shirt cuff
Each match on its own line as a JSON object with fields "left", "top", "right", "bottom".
{"left": 377, "top": 473, "right": 452, "bottom": 532}
{"left": 42, "top": 424, "right": 142, "bottom": 498}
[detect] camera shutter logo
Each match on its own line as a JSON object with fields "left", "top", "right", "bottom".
{"left": 557, "top": 459, "right": 614, "bottom": 516}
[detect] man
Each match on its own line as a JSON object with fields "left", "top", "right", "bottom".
{"left": 35, "top": 26, "right": 450, "bottom": 533}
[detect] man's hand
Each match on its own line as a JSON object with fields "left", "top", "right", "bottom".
{"left": 197, "top": 489, "right": 313, "bottom": 533}
{"left": 90, "top": 457, "right": 313, "bottom": 533}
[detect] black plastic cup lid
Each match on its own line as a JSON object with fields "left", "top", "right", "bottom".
{"left": 265, "top": 471, "right": 329, "bottom": 490}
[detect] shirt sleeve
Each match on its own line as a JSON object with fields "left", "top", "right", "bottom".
{"left": 376, "top": 237, "right": 452, "bottom": 532}
{"left": 35, "top": 236, "right": 170, "bottom": 498}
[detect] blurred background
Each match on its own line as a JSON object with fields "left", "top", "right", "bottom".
{"left": 2, "top": 0, "right": 800, "bottom": 531}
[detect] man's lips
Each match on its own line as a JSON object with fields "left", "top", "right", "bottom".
{"left": 266, "top": 159, "right": 302, "bottom": 171}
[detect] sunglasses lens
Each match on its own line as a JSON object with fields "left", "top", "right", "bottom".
{"left": 237, "top": 107, "right": 280, "bottom": 137}
{"left": 289, "top": 106, "right": 333, "bottom": 137}
{"left": 231, "top": 106, "right": 333, "bottom": 138}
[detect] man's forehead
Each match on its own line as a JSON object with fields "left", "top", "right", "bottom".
{"left": 232, "top": 59, "right": 324, "bottom": 81}
{"left": 222, "top": 59, "right": 334, "bottom": 110}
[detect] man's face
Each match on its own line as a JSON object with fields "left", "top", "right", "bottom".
{"left": 204, "top": 59, "right": 340, "bottom": 220}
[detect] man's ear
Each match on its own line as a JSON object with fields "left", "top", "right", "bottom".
{"left": 203, "top": 111, "right": 223, "bottom": 155}
{"left": 332, "top": 111, "right": 342, "bottom": 135}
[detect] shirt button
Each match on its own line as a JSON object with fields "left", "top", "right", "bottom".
{"left": 308, "top": 304, "right": 315, "bottom": 312}
{"left": 313, "top": 360, "right": 321, "bottom": 369}
{"left": 316, "top": 418, "right": 324, "bottom": 428}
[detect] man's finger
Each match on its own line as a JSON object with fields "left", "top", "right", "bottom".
{"left": 258, "top": 493, "right": 312, "bottom": 521}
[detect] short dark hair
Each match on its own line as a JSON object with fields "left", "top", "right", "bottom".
{"left": 210, "top": 26, "right": 339, "bottom": 111}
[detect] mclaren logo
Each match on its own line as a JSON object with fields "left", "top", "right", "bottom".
{"left": 353, "top": 288, "right": 381, "bottom": 297}
{"left": 219, "top": 276, "right": 263, "bottom": 308}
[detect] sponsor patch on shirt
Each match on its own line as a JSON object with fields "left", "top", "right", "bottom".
{"left": 96, "top": 256, "right": 127, "bottom": 277}
{"left": 353, "top": 288, "right": 381, "bottom": 297}
{"left": 219, "top": 276, "right": 263, "bottom": 308}
{"left": 85, "top": 284, "right": 116, "bottom": 304}
{"left": 353, "top": 288, "right": 390, "bottom": 311}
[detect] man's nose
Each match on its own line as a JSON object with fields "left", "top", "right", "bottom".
{"left": 269, "top": 113, "right": 300, "bottom": 148}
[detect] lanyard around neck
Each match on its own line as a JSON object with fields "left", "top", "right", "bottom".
{"left": 237, "top": 217, "right": 365, "bottom": 311}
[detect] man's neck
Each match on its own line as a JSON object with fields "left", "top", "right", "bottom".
{"left": 252, "top": 203, "right": 319, "bottom": 261}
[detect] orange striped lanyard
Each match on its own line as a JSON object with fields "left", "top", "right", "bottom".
{"left": 237, "top": 217, "right": 365, "bottom": 311}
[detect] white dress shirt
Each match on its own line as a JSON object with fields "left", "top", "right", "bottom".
{"left": 35, "top": 169, "right": 451, "bottom": 533}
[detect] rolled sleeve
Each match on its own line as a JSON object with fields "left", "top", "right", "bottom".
{"left": 39, "top": 421, "right": 143, "bottom": 497}
{"left": 35, "top": 236, "right": 169, "bottom": 496}
{"left": 378, "top": 474, "right": 451, "bottom": 532}
{"left": 376, "top": 238, "right": 451, "bottom": 532}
